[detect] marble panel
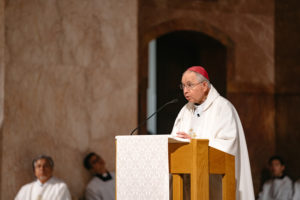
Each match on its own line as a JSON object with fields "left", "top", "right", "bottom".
{"left": 168, "top": 0, "right": 273, "bottom": 15}
{"left": 2, "top": 0, "right": 137, "bottom": 199}
{"left": 228, "top": 93, "right": 276, "bottom": 195}
{"left": 275, "top": 0, "right": 300, "bottom": 93}
{"left": 274, "top": 0, "right": 300, "bottom": 183}
{"left": 0, "top": 0, "right": 4, "bottom": 195}
{"left": 276, "top": 95, "right": 300, "bottom": 181}
{"left": 139, "top": 0, "right": 275, "bottom": 93}
{"left": 0, "top": 0, "right": 4, "bottom": 127}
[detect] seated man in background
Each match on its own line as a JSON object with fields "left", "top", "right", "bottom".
{"left": 258, "top": 155, "right": 293, "bottom": 200}
{"left": 84, "top": 152, "right": 115, "bottom": 200}
{"left": 15, "top": 155, "right": 71, "bottom": 200}
{"left": 293, "top": 179, "right": 300, "bottom": 200}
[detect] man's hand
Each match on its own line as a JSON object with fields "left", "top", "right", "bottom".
{"left": 176, "top": 132, "right": 191, "bottom": 139}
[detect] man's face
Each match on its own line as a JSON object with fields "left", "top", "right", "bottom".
{"left": 34, "top": 158, "right": 53, "bottom": 183}
{"left": 89, "top": 155, "right": 106, "bottom": 174}
{"left": 181, "top": 71, "right": 209, "bottom": 104}
{"left": 270, "top": 159, "right": 285, "bottom": 177}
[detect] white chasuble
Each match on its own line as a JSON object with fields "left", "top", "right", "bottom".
{"left": 15, "top": 176, "right": 71, "bottom": 200}
{"left": 258, "top": 176, "right": 293, "bottom": 200}
{"left": 85, "top": 173, "right": 115, "bottom": 200}
{"left": 171, "top": 85, "right": 255, "bottom": 200}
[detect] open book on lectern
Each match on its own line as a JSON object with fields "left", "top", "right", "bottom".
{"left": 167, "top": 135, "right": 190, "bottom": 143}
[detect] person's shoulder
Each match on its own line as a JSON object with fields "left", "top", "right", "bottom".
{"left": 87, "top": 176, "right": 100, "bottom": 187}
{"left": 209, "top": 86, "right": 231, "bottom": 107}
{"left": 15, "top": 181, "right": 36, "bottom": 197}
{"left": 86, "top": 176, "right": 102, "bottom": 193}
{"left": 50, "top": 177, "right": 69, "bottom": 189}
{"left": 262, "top": 179, "right": 273, "bottom": 187}
{"left": 214, "top": 94, "right": 233, "bottom": 107}
{"left": 212, "top": 95, "right": 236, "bottom": 114}
{"left": 176, "top": 102, "right": 193, "bottom": 115}
{"left": 283, "top": 175, "right": 293, "bottom": 183}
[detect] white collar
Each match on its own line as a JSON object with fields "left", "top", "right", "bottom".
{"left": 36, "top": 176, "right": 53, "bottom": 187}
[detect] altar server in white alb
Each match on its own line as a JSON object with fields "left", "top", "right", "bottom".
{"left": 171, "top": 66, "right": 255, "bottom": 200}
{"left": 258, "top": 156, "right": 293, "bottom": 200}
{"left": 15, "top": 155, "right": 71, "bottom": 200}
{"left": 84, "top": 152, "right": 115, "bottom": 200}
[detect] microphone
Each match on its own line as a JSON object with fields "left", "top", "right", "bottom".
{"left": 130, "top": 98, "right": 179, "bottom": 135}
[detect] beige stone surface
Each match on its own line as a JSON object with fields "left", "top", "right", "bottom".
{"left": 2, "top": 0, "right": 137, "bottom": 199}
{"left": 0, "top": 0, "right": 3, "bottom": 126}
{"left": 140, "top": 0, "right": 275, "bottom": 92}
{"left": 0, "top": 0, "right": 4, "bottom": 196}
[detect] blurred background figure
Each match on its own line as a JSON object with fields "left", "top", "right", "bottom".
{"left": 14, "top": 155, "right": 71, "bottom": 200}
{"left": 258, "top": 155, "right": 293, "bottom": 200}
{"left": 84, "top": 152, "right": 115, "bottom": 200}
{"left": 293, "top": 179, "right": 300, "bottom": 200}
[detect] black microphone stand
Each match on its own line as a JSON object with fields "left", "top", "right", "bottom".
{"left": 130, "top": 98, "right": 178, "bottom": 135}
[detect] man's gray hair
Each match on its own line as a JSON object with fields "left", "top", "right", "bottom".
{"left": 32, "top": 155, "right": 54, "bottom": 170}
{"left": 195, "top": 72, "right": 210, "bottom": 84}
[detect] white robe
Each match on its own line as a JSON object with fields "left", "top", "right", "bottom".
{"left": 171, "top": 85, "right": 255, "bottom": 200}
{"left": 258, "top": 176, "right": 293, "bottom": 200}
{"left": 293, "top": 179, "right": 300, "bottom": 200}
{"left": 15, "top": 176, "right": 71, "bottom": 200}
{"left": 85, "top": 172, "right": 115, "bottom": 200}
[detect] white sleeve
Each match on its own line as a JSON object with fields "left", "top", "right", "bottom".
{"left": 14, "top": 185, "right": 30, "bottom": 200}
{"left": 14, "top": 188, "right": 23, "bottom": 200}
{"left": 170, "top": 106, "right": 186, "bottom": 136}
{"left": 57, "top": 183, "right": 72, "bottom": 200}
{"left": 208, "top": 102, "right": 238, "bottom": 155}
{"left": 85, "top": 187, "right": 103, "bottom": 200}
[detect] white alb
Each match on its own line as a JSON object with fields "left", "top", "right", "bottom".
{"left": 171, "top": 84, "right": 255, "bottom": 200}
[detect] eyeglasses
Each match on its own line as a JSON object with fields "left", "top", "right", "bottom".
{"left": 179, "top": 82, "right": 202, "bottom": 90}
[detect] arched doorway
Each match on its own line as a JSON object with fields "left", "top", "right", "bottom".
{"left": 138, "top": 20, "right": 234, "bottom": 135}
{"left": 152, "top": 30, "right": 227, "bottom": 134}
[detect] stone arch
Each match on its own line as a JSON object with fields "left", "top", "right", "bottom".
{"left": 138, "top": 18, "right": 235, "bottom": 134}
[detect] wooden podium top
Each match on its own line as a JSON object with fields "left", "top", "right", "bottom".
{"left": 168, "top": 139, "right": 235, "bottom": 200}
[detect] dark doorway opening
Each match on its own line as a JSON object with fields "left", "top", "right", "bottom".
{"left": 155, "top": 30, "right": 227, "bottom": 134}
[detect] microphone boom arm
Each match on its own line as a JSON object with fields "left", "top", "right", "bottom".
{"left": 130, "top": 98, "right": 178, "bottom": 135}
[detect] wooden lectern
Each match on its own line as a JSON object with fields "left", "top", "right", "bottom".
{"left": 169, "top": 139, "right": 235, "bottom": 200}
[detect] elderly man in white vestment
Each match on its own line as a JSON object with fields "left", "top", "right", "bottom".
{"left": 171, "top": 66, "right": 255, "bottom": 200}
{"left": 258, "top": 156, "right": 293, "bottom": 200}
{"left": 84, "top": 152, "right": 115, "bottom": 200}
{"left": 15, "top": 155, "right": 71, "bottom": 200}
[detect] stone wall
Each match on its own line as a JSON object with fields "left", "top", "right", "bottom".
{"left": 2, "top": 0, "right": 300, "bottom": 199}
{"left": 2, "top": 0, "right": 137, "bottom": 199}
{"left": 275, "top": 0, "right": 300, "bottom": 181}
{"left": 0, "top": 0, "right": 4, "bottom": 196}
